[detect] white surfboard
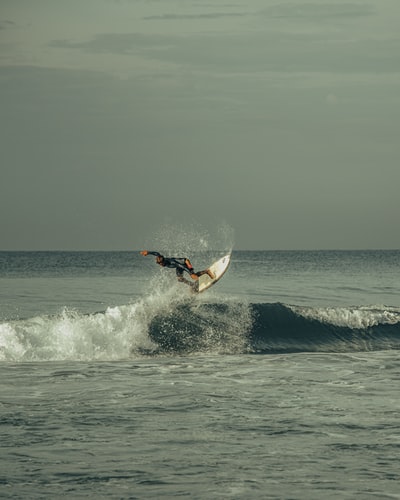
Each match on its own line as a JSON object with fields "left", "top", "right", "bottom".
{"left": 195, "top": 253, "right": 231, "bottom": 293}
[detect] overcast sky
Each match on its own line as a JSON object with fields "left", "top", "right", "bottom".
{"left": 1, "top": 0, "right": 399, "bottom": 250}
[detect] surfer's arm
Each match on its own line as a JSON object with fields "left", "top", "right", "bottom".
{"left": 140, "top": 250, "right": 162, "bottom": 257}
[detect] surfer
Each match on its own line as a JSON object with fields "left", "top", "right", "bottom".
{"left": 140, "top": 250, "right": 214, "bottom": 284}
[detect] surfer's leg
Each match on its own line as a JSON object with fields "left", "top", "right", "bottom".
{"left": 193, "top": 269, "right": 215, "bottom": 279}
{"left": 206, "top": 269, "right": 215, "bottom": 279}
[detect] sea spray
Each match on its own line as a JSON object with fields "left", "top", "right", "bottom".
{"left": 134, "top": 271, "right": 253, "bottom": 355}
{"left": 144, "top": 220, "right": 235, "bottom": 265}
{"left": 148, "top": 295, "right": 253, "bottom": 354}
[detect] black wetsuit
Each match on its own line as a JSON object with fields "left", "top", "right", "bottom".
{"left": 146, "top": 252, "right": 194, "bottom": 278}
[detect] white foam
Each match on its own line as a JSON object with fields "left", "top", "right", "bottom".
{"left": 0, "top": 301, "right": 156, "bottom": 362}
{"left": 291, "top": 304, "right": 400, "bottom": 329}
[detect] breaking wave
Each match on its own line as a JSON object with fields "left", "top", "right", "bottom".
{"left": 251, "top": 303, "right": 400, "bottom": 354}
{"left": 1, "top": 296, "right": 400, "bottom": 362}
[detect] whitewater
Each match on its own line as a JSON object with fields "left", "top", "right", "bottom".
{"left": 1, "top": 249, "right": 400, "bottom": 498}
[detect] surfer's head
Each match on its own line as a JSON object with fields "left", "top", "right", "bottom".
{"left": 156, "top": 255, "right": 165, "bottom": 266}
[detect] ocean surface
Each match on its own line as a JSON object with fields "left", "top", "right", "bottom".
{"left": 1, "top": 249, "right": 400, "bottom": 499}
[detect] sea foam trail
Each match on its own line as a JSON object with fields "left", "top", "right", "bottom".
{"left": 1, "top": 296, "right": 400, "bottom": 362}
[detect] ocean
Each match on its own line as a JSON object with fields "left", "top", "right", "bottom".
{"left": 1, "top": 250, "right": 400, "bottom": 499}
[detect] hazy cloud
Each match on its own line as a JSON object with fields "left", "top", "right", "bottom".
{"left": 264, "top": 3, "right": 375, "bottom": 20}
{"left": 49, "top": 28, "right": 400, "bottom": 77}
{"left": 0, "top": 20, "right": 16, "bottom": 30}
{"left": 1, "top": 0, "right": 400, "bottom": 249}
{"left": 49, "top": 33, "right": 174, "bottom": 55}
{"left": 143, "top": 12, "right": 248, "bottom": 20}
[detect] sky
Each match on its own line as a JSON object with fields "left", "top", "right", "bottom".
{"left": 1, "top": 0, "right": 399, "bottom": 250}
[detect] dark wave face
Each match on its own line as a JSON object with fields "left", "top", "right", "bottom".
{"left": 148, "top": 301, "right": 252, "bottom": 354}
{"left": 148, "top": 302, "right": 400, "bottom": 355}
{"left": 250, "top": 303, "right": 400, "bottom": 354}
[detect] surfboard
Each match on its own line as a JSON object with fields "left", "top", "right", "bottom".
{"left": 195, "top": 253, "right": 231, "bottom": 293}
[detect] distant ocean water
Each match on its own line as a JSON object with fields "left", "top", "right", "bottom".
{"left": 1, "top": 250, "right": 400, "bottom": 498}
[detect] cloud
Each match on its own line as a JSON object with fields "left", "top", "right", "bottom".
{"left": 143, "top": 12, "right": 248, "bottom": 20}
{"left": 264, "top": 3, "right": 374, "bottom": 20}
{"left": 48, "top": 27, "right": 400, "bottom": 79}
{"left": 49, "top": 33, "right": 173, "bottom": 55}
{"left": 0, "top": 20, "right": 16, "bottom": 30}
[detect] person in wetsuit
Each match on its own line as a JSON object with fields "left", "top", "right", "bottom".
{"left": 140, "top": 250, "right": 214, "bottom": 284}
